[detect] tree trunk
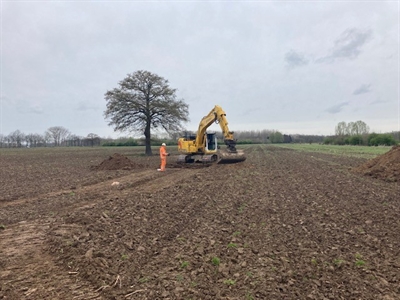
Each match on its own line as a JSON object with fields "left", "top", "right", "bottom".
{"left": 144, "top": 123, "right": 152, "bottom": 156}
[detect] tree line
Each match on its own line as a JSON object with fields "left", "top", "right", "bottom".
{"left": 2, "top": 125, "right": 398, "bottom": 149}
{"left": 0, "top": 126, "right": 320, "bottom": 149}
{"left": 0, "top": 126, "right": 101, "bottom": 148}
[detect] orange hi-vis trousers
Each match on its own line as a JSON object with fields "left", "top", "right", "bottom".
{"left": 160, "top": 158, "right": 166, "bottom": 171}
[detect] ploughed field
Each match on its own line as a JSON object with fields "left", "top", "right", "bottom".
{"left": 0, "top": 145, "right": 399, "bottom": 300}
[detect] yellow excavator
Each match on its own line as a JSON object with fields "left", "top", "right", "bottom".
{"left": 177, "top": 105, "right": 246, "bottom": 164}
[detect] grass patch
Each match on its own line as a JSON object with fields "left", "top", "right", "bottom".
{"left": 176, "top": 237, "right": 185, "bottom": 243}
{"left": 227, "top": 243, "right": 238, "bottom": 248}
{"left": 138, "top": 277, "right": 149, "bottom": 283}
{"left": 333, "top": 259, "right": 344, "bottom": 266}
{"left": 211, "top": 257, "right": 220, "bottom": 266}
{"left": 239, "top": 203, "right": 247, "bottom": 213}
{"left": 355, "top": 260, "right": 366, "bottom": 267}
{"left": 223, "top": 279, "right": 235, "bottom": 285}
{"left": 355, "top": 253, "right": 366, "bottom": 267}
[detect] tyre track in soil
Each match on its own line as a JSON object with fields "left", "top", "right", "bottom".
{"left": 0, "top": 167, "right": 202, "bottom": 300}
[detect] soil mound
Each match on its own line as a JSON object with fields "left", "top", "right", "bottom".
{"left": 92, "top": 153, "right": 141, "bottom": 170}
{"left": 353, "top": 145, "right": 400, "bottom": 182}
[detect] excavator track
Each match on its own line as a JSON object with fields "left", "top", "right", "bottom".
{"left": 177, "top": 150, "right": 246, "bottom": 164}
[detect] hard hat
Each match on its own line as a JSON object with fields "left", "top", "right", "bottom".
{"left": 162, "top": 143, "right": 166, "bottom": 146}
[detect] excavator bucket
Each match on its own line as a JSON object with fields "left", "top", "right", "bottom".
{"left": 217, "top": 149, "right": 246, "bottom": 164}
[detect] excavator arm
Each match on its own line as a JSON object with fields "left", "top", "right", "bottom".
{"left": 195, "top": 105, "right": 237, "bottom": 153}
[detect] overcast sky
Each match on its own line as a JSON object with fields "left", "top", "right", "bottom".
{"left": 1, "top": 1, "right": 399, "bottom": 138}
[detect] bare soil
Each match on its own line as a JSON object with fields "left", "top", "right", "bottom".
{"left": 353, "top": 145, "right": 400, "bottom": 182}
{"left": 0, "top": 145, "right": 399, "bottom": 300}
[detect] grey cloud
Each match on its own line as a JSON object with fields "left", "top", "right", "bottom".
{"left": 325, "top": 101, "right": 350, "bottom": 114}
{"left": 1, "top": 95, "right": 13, "bottom": 106}
{"left": 30, "top": 105, "right": 45, "bottom": 115}
{"left": 284, "top": 50, "right": 309, "bottom": 68}
{"left": 16, "top": 103, "right": 44, "bottom": 115}
{"left": 76, "top": 102, "right": 99, "bottom": 112}
{"left": 370, "top": 99, "right": 388, "bottom": 105}
{"left": 317, "top": 28, "right": 372, "bottom": 63}
{"left": 353, "top": 84, "right": 372, "bottom": 95}
{"left": 241, "top": 107, "right": 263, "bottom": 116}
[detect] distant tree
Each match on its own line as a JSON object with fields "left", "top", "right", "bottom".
{"left": 46, "top": 126, "right": 70, "bottom": 146}
{"left": 25, "top": 133, "right": 43, "bottom": 148}
{"left": 334, "top": 120, "right": 370, "bottom": 145}
{"left": 25, "top": 133, "right": 35, "bottom": 147}
{"left": 368, "top": 133, "right": 397, "bottom": 146}
{"left": 43, "top": 131, "right": 52, "bottom": 146}
{"left": 260, "top": 129, "right": 270, "bottom": 143}
{"left": 391, "top": 131, "right": 400, "bottom": 142}
{"left": 0, "top": 134, "right": 4, "bottom": 148}
{"left": 323, "top": 136, "right": 335, "bottom": 144}
{"left": 346, "top": 122, "right": 355, "bottom": 135}
{"left": 269, "top": 130, "right": 284, "bottom": 143}
{"left": 335, "top": 121, "right": 347, "bottom": 136}
{"left": 335, "top": 120, "right": 369, "bottom": 136}
{"left": 34, "top": 134, "right": 45, "bottom": 147}
{"left": 104, "top": 70, "right": 189, "bottom": 155}
{"left": 8, "top": 130, "right": 25, "bottom": 147}
{"left": 349, "top": 135, "right": 363, "bottom": 145}
{"left": 353, "top": 120, "right": 369, "bottom": 135}
{"left": 168, "top": 130, "right": 186, "bottom": 142}
{"left": 86, "top": 133, "right": 101, "bottom": 147}
{"left": 66, "top": 134, "right": 82, "bottom": 147}
{"left": 283, "top": 134, "right": 292, "bottom": 143}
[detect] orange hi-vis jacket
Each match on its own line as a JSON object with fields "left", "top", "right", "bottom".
{"left": 160, "top": 146, "right": 167, "bottom": 159}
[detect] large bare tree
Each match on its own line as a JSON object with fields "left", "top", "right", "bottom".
{"left": 104, "top": 70, "right": 189, "bottom": 155}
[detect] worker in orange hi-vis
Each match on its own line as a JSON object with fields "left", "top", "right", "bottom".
{"left": 157, "top": 143, "right": 169, "bottom": 171}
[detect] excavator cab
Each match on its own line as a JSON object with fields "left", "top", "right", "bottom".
{"left": 206, "top": 133, "right": 217, "bottom": 151}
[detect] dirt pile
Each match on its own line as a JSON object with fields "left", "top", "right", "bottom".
{"left": 92, "top": 153, "right": 141, "bottom": 170}
{"left": 353, "top": 145, "right": 400, "bottom": 182}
